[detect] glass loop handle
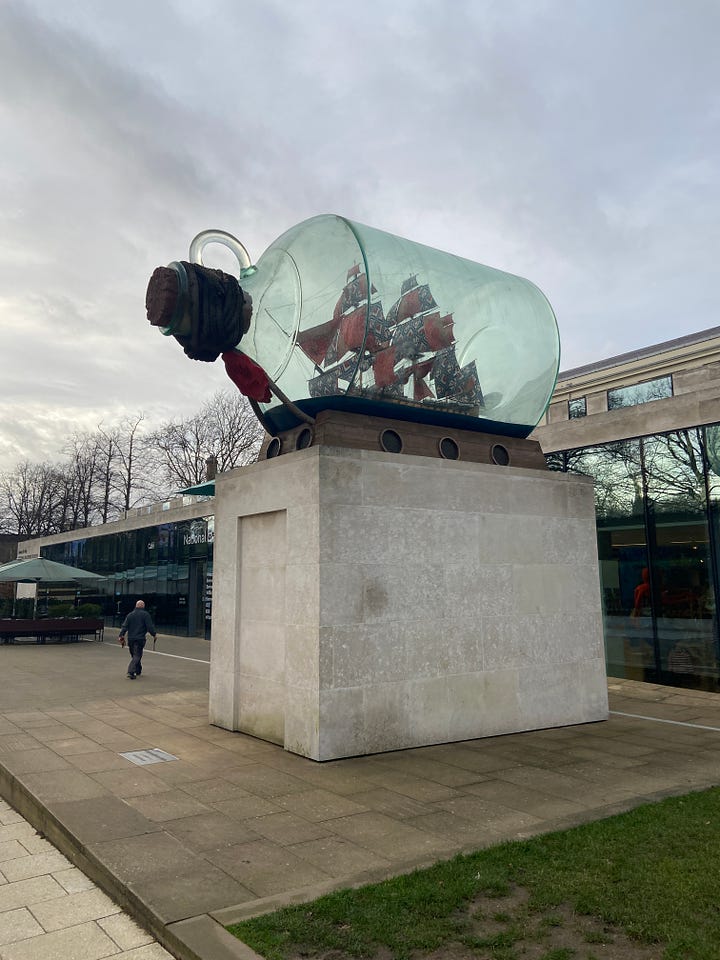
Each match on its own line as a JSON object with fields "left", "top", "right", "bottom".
{"left": 188, "top": 230, "right": 256, "bottom": 278}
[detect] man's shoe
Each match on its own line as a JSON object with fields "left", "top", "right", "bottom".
{"left": 127, "top": 673, "right": 135, "bottom": 679}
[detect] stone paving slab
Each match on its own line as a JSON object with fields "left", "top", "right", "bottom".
{"left": 2, "top": 640, "right": 720, "bottom": 959}
{"left": 0, "top": 795, "right": 170, "bottom": 960}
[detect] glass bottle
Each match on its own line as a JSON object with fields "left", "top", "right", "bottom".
{"left": 175, "top": 215, "right": 561, "bottom": 439}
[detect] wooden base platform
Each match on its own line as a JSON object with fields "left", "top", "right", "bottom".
{"left": 259, "top": 409, "right": 547, "bottom": 470}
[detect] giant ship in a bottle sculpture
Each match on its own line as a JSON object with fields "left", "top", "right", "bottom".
{"left": 146, "top": 215, "right": 560, "bottom": 463}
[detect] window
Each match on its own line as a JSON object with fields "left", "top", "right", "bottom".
{"left": 41, "top": 518, "right": 214, "bottom": 636}
{"left": 568, "top": 397, "right": 586, "bottom": 419}
{"left": 546, "top": 427, "right": 718, "bottom": 691}
{"left": 607, "top": 375, "right": 672, "bottom": 410}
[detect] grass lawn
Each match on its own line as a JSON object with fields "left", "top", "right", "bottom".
{"left": 228, "top": 787, "right": 720, "bottom": 960}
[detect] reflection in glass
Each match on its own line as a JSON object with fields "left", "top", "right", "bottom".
{"left": 644, "top": 431, "right": 714, "bottom": 686}
{"left": 607, "top": 375, "right": 672, "bottom": 410}
{"left": 549, "top": 427, "right": 720, "bottom": 690}
{"left": 568, "top": 397, "right": 586, "bottom": 419}
{"left": 41, "top": 518, "right": 214, "bottom": 637}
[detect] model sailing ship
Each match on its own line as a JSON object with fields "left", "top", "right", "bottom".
{"left": 297, "top": 266, "right": 484, "bottom": 416}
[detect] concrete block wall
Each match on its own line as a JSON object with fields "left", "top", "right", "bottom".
{"left": 209, "top": 446, "right": 608, "bottom": 761}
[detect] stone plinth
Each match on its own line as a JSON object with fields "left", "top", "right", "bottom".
{"left": 209, "top": 446, "right": 607, "bottom": 761}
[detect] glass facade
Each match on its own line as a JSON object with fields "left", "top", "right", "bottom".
{"left": 41, "top": 516, "right": 214, "bottom": 637}
{"left": 548, "top": 425, "right": 720, "bottom": 690}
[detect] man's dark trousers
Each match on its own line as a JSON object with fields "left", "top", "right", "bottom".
{"left": 128, "top": 638, "right": 146, "bottom": 678}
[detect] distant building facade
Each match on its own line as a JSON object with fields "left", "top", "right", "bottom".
{"left": 532, "top": 325, "right": 720, "bottom": 690}
{"left": 18, "top": 497, "right": 214, "bottom": 637}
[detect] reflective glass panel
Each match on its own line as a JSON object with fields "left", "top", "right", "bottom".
{"left": 548, "top": 427, "right": 720, "bottom": 691}
{"left": 643, "top": 430, "right": 715, "bottom": 688}
{"left": 41, "top": 518, "right": 214, "bottom": 636}
{"left": 702, "top": 424, "right": 720, "bottom": 685}
{"left": 607, "top": 375, "right": 672, "bottom": 410}
{"left": 568, "top": 397, "right": 586, "bottom": 419}
{"left": 548, "top": 440, "right": 650, "bottom": 680}
{"left": 588, "top": 440, "right": 653, "bottom": 680}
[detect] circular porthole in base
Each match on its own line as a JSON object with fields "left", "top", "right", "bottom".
{"left": 296, "top": 427, "right": 313, "bottom": 450}
{"left": 491, "top": 443, "right": 510, "bottom": 466}
{"left": 266, "top": 437, "right": 282, "bottom": 458}
{"left": 438, "top": 437, "right": 460, "bottom": 460}
{"left": 379, "top": 429, "right": 403, "bottom": 454}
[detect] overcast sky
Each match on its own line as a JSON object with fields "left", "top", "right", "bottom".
{"left": 1, "top": 0, "right": 718, "bottom": 472}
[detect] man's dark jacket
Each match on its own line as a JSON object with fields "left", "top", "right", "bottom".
{"left": 119, "top": 609, "right": 156, "bottom": 642}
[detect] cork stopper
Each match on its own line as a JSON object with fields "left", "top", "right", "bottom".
{"left": 146, "top": 266, "right": 180, "bottom": 327}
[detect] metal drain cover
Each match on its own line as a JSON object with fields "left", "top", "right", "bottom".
{"left": 120, "top": 748, "right": 178, "bottom": 766}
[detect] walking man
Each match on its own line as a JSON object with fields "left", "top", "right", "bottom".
{"left": 118, "top": 600, "right": 157, "bottom": 679}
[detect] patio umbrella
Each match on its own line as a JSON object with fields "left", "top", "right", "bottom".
{"left": 0, "top": 557, "right": 105, "bottom": 616}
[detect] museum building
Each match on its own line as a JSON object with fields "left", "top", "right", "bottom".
{"left": 532, "top": 324, "right": 720, "bottom": 691}
{"left": 17, "top": 497, "right": 216, "bottom": 639}
{"left": 17, "top": 324, "right": 720, "bottom": 691}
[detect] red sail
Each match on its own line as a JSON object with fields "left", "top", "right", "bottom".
{"left": 396, "top": 291, "right": 419, "bottom": 324}
{"left": 374, "top": 347, "right": 398, "bottom": 387}
{"left": 412, "top": 359, "right": 434, "bottom": 379}
{"left": 296, "top": 317, "right": 341, "bottom": 365}
{"left": 333, "top": 273, "right": 371, "bottom": 322}
{"left": 339, "top": 305, "right": 366, "bottom": 352}
{"left": 374, "top": 347, "right": 418, "bottom": 389}
{"left": 410, "top": 359, "right": 435, "bottom": 401}
{"left": 390, "top": 284, "right": 437, "bottom": 325}
{"left": 413, "top": 376, "right": 435, "bottom": 401}
{"left": 424, "top": 313, "right": 455, "bottom": 351}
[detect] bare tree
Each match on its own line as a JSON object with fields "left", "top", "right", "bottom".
{"left": 97, "top": 428, "right": 115, "bottom": 523}
{"left": 546, "top": 440, "right": 644, "bottom": 519}
{"left": 60, "top": 432, "right": 106, "bottom": 528}
{"left": 208, "top": 391, "right": 263, "bottom": 471}
{"left": 97, "top": 414, "right": 159, "bottom": 518}
{"left": 148, "top": 416, "right": 208, "bottom": 490}
{"left": 545, "top": 448, "right": 588, "bottom": 475}
{"left": 642, "top": 429, "right": 705, "bottom": 511}
{"left": 0, "top": 461, "right": 67, "bottom": 537}
{"left": 548, "top": 430, "right": 710, "bottom": 522}
{"left": 0, "top": 394, "right": 261, "bottom": 538}
{"left": 54, "top": 417, "right": 157, "bottom": 528}
{"left": 147, "top": 390, "right": 262, "bottom": 491}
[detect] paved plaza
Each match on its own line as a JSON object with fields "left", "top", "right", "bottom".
{"left": 1, "top": 632, "right": 720, "bottom": 959}
{"left": 0, "top": 795, "right": 170, "bottom": 959}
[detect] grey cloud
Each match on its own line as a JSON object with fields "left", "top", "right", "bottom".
{"left": 0, "top": 0, "right": 718, "bottom": 469}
